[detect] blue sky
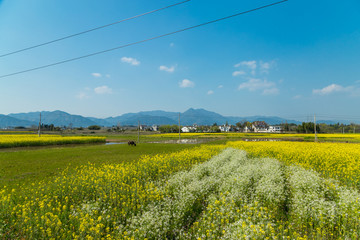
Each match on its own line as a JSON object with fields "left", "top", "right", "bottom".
{"left": 0, "top": 0, "right": 359, "bottom": 121}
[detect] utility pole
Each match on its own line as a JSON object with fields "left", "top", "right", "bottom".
{"left": 38, "top": 112, "right": 41, "bottom": 137}
{"left": 178, "top": 113, "right": 181, "bottom": 142}
{"left": 314, "top": 114, "right": 317, "bottom": 142}
{"left": 138, "top": 120, "right": 140, "bottom": 143}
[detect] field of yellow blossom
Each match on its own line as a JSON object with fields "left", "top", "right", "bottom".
{"left": 227, "top": 141, "right": 360, "bottom": 189}
{"left": 1, "top": 140, "right": 360, "bottom": 239}
{"left": 0, "top": 134, "right": 106, "bottom": 148}
{"left": 120, "top": 148, "right": 360, "bottom": 239}
{"left": 0, "top": 144, "right": 224, "bottom": 239}
{"left": 148, "top": 132, "right": 360, "bottom": 142}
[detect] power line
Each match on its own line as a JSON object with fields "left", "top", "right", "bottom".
{"left": 316, "top": 114, "right": 360, "bottom": 119}
{"left": 0, "top": 0, "right": 190, "bottom": 58}
{"left": 273, "top": 114, "right": 360, "bottom": 123}
{"left": 0, "top": 0, "right": 288, "bottom": 79}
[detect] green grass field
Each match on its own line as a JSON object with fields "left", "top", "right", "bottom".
{"left": 0, "top": 143, "right": 198, "bottom": 191}
{"left": 1, "top": 133, "right": 360, "bottom": 239}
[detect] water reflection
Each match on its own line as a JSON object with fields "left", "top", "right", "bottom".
{"left": 149, "top": 139, "right": 208, "bottom": 144}
{"left": 243, "top": 138, "right": 282, "bottom": 142}
{"left": 105, "top": 142, "right": 127, "bottom": 145}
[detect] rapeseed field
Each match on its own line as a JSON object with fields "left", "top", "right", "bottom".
{"left": 149, "top": 132, "right": 360, "bottom": 142}
{"left": 227, "top": 141, "right": 360, "bottom": 189}
{"left": 0, "top": 145, "right": 224, "bottom": 239}
{"left": 1, "top": 140, "right": 360, "bottom": 239}
{"left": 0, "top": 134, "right": 106, "bottom": 148}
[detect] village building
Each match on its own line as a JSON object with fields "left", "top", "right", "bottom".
{"left": 268, "top": 125, "right": 283, "bottom": 133}
{"left": 181, "top": 126, "right": 197, "bottom": 133}
{"left": 252, "top": 121, "right": 268, "bottom": 133}
{"left": 219, "top": 125, "right": 231, "bottom": 132}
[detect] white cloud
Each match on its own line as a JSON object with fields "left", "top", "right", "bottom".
{"left": 262, "top": 88, "right": 279, "bottom": 95}
{"left": 179, "top": 79, "right": 195, "bottom": 88}
{"left": 232, "top": 70, "right": 246, "bottom": 77}
{"left": 94, "top": 85, "right": 112, "bottom": 94}
{"left": 121, "top": 57, "right": 140, "bottom": 66}
{"left": 92, "top": 73, "right": 102, "bottom": 78}
{"left": 207, "top": 90, "right": 214, "bottom": 95}
{"left": 293, "top": 94, "right": 302, "bottom": 99}
{"left": 260, "top": 62, "right": 270, "bottom": 70}
{"left": 238, "top": 78, "right": 275, "bottom": 91}
{"left": 106, "top": 74, "right": 111, "bottom": 78}
{"left": 159, "top": 65, "right": 175, "bottom": 73}
{"left": 313, "top": 84, "right": 352, "bottom": 95}
{"left": 218, "top": 85, "right": 223, "bottom": 88}
{"left": 234, "top": 60, "right": 276, "bottom": 76}
{"left": 238, "top": 78, "right": 279, "bottom": 95}
{"left": 259, "top": 60, "right": 276, "bottom": 74}
{"left": 76, "top": 92, "right": 89, "bottom": 100}
{"left": 234, "top": 60, "right": 257, "bottom": 69}
{"left": 170, "top": 43, "right": 174, "bottom": 47}
{"left": 234, "top": 60, "right": 257, "bottom": 75}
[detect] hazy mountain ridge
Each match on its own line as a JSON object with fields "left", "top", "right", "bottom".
{"left": 8, "top": 111, "right": 98, "bottom": 128}
{"left": 0, "top": 114, "right": 35, "bottom": 128}
{"left": 105, "top": 114, "right": 177, "bottom": 126}
{"left": 0, "top": 108, "right": 350, "bottom": 128}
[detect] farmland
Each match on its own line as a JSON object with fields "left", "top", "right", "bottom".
{"left": 145, "top": 132, "right": 360, "bottom": 143}
{"left": 1, "top": 134, "right": 360, "bottom": 239}
{"left": 227, "top": 141, "right": 360, "bottom": 189}
{"left": 0, "top": 142, "right": 199, "bottom": 190}
{"left": 0, "top": 134, "right": 105, "bottom": 148}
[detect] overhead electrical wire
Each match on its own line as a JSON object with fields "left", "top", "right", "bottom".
{"left": 0, "top": 0, "right": 191, "bottom": 58}
{"left": 280, "top": 114, "right": 360, "bottom": 122}
{"left": 0, "top": 0, "right": 288, "bottom": 79}
{"left": 267, "top": 113, "right": 360, "bottom": 123}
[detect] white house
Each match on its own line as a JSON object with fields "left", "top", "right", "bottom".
{"left": 219, "top": 125, "right": 231, "bottom": 132}
{"left": 181, "top": 126, "right": 190, "bottom": 133}
{"left": 139, "top": 125, "right": 148, "bottom": 131}
{"left": 243, "top": 126, "right": 251, "bottom": 133}
{"left": 252, "top": 121, "right": 268, "bottom": 133}
{"left": 268, "top": 125, "right": 282, "bottom": 133}
{"left": 181, "top": 126, "right": 197, "bottom": 133}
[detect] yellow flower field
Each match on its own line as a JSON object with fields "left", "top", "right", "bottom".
{"left": 2, "top": 139, "right": 360, "bottom": 239}
{"left": 227, "top": 141, "right": 360, "bottom": 188}
{"left": 0, "top": 134, "right": 106, "bottom": 148}
{"left": 149, "top": 132, "right": 360, "bottom": 142}
{"left": 0, "top": 145, "right": 225, "bottom": 239}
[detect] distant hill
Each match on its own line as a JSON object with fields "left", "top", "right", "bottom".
{"left": 9, "top": 111, "right": 98, "bottom": 128}
{"left": 104, "top": 108, "right": 302, "bottom": 126}
{"left": 0, "top": 114, "right": 35, "bottom": 128}
{"left": 1, "top": 108, "right": 352, "bottom": 128}
{"left": 87, "top": 117, "right": 113, "bottom": 127}
{"left": 180, "top": 108, "right": 229, "bottom": 125}
{"left": 227, "top": 116, "right": 301, "bottom": 125}
{"left": 105, "top": 114, "right": 177, "bottom": 126}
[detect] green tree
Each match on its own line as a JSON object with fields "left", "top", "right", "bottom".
{"left": 209, "top": 125, "right": 221, "bottom": 133}
{"left": 159, "top": 125, "right": 179, "bottom": 133}
{"left": 88, "top": 125, "right": 101, "bottom": 130}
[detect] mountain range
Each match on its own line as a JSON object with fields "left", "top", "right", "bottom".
{"left": 0, "top": 108, "right": 348, "bottom": 128}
